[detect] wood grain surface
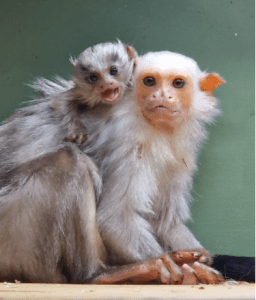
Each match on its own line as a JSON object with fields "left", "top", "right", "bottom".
{"left": 0, "top": 283, "right": 254, "bottom": 300}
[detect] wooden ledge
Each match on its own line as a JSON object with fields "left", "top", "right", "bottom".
{"left": 0, "top": 283, "right": 254, "bottom": 300}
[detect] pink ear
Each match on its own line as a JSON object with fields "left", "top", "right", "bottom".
{"left": 126, "top": 45, "right": 138, "bottom": 60}
{"left": 126, "top": 45, "right": 138, "bottom": 72}
{"left": 200, "top": 73, "right": 226, "bottom": 95}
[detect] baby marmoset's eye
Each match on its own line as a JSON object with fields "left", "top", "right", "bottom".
{"left": 143, "top": 77, "right": 156, "bottom": 87}
{"left": 88, "top": 74, "right": 98, "bottom": 83}
{"left": 81, "top": 66, "right": 88, "bottom": 72}
{"left": 173, "top": 78, "right": 185, "bottom": 88}
{"left": 110, "top": 67, "right": 118, "bottom": 76}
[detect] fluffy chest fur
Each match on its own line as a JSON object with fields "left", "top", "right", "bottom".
{"left": 83, "top": 95, "right": 196, "bottom": 221}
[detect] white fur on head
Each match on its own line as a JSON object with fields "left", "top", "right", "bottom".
{"left": 136, "top": 51, "right": 201, "bottom": 78}
{"left": 77, "top": 40, "right": 132, "bottom": 70}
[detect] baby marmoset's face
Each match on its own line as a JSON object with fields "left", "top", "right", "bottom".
{"left": 71, "top": 41, "right": 137, "bottom": 107}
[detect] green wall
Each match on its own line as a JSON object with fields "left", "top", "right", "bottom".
{"left": 0, "top": 0, "right": 254, "bottom": 256}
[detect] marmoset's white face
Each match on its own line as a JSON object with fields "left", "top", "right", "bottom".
{"left": 135, "top": 51, "right": 225, "bottom": 133}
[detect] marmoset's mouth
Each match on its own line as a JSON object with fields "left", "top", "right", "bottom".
{"left": 100, "top": 87, "right": 121, "bottom": 103}
{"left": 149, "top": 104, "right": 180, "bottom": 116}
{"left": 154, "top": 104, "right": 168, "bottom": 110}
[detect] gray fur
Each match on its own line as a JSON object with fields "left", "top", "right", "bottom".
{"left": 30, "top": 40, "right": 136, "bottom": 144}
{"left": 0, "top": 144, "right": 104, "bottom": 282}
{"left": 0, "top": 40, "right": 135, "bottom": 188}
{"left": 0, "top": 41, "right": 135, "bottom": 282}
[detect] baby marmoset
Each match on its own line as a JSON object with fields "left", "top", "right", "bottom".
{"left": 0, "top": 40, "right": 137, "bottom": 195}
{"left": 37, "top": 40, "right": 137, "bottom": 144}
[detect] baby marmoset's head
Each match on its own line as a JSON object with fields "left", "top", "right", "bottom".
{"left": 70, "top": 40, "right": 137, "bottom": 107}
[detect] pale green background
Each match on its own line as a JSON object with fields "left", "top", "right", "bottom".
{"left": 0, "top": 0, "right": 254, "bottom": 256}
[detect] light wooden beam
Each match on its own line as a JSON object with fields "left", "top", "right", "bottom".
{"left": 0, "top": 283, "right": 254, "bottom": 300}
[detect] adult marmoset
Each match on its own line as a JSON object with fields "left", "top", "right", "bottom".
{"left": 81, "top": 50, "right": 226, "bottom": 284}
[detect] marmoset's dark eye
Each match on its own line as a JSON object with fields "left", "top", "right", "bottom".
{"left": 110, "top": 67, "right": 118, "bottom": 75}
{"left": 173, "top": 78, "right": 185, "bottom": 88}
{"left": 81, "top": 66, "right": 88, "bottom": 72}
{"left": 143, "top": 77, "right": 156, "bottom": 87}
{"left": 88, "top": 74, "right": 98, "bottom": 83}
